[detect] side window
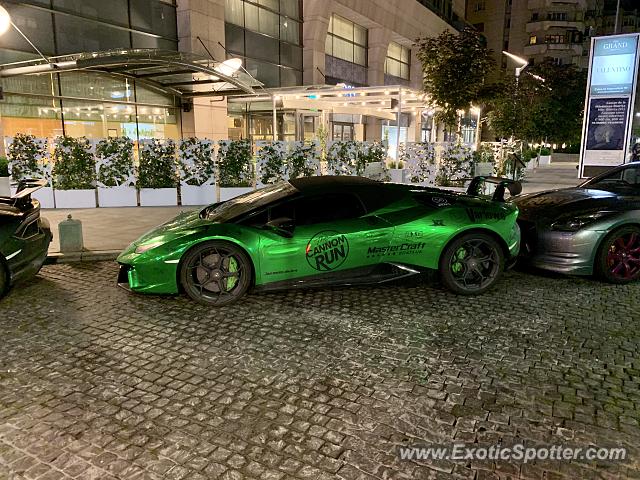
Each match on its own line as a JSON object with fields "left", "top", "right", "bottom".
{"left": 270, "top": 193, "right": 365, "bottom": 226}
{"left": 622, "top": 167, "right": 640, "bottom": 185}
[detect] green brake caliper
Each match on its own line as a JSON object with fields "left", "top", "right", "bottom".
{"left": 451, "top": 248, "right": 467, "bottom": 274}
{"left": 225, "top": 257, "right": 239, "bottom": 290}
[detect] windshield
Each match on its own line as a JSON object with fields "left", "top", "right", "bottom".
{"left": 202, "top": 182, "right": 298, "bottom": 222}
{"left": 580, "top": 165, "right": 640, "bottom": 193}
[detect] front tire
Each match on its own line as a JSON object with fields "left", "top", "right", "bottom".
{"left": 596, "top": 225, "right": 640, "bottom": 284}
{"left": 180, "top": 241, "right": 252, "bottom": 306}
{"left": 439, "top": 232, "right": 504, "bottom": 295}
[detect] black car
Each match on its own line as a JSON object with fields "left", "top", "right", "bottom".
{"left": 0, "top": 180, "right": 52, "bottom": 299}
{"left": 513, "top": 162, "right": 640, "bottom": 283}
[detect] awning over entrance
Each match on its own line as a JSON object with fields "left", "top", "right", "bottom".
{"left": 0, "top": 49, "right": 262, "bottom": 97}
{"left": 229, "top": 84, "right": 434, "bottom": 120}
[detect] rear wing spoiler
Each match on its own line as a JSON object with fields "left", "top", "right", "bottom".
{"left": 466, "top": 176, "right": 522, "bottom": 202}
{"left": 9, "top": 179, "right": 47, "bottom": 209}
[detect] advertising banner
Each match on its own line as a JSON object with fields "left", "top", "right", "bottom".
{"left": 580, "top": 34, "right": 640, "bottom": 177}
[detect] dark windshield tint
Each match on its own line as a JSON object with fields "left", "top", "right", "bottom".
{"left": 203, "top": 182, "right": 297, "bottom": 222}
{"left": 581, "top": 165, "right": 640, "bottom": 192}
{"left": 270, "top": 193, "right": 365, "bottom": 226}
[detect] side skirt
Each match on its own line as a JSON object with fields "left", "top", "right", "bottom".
{"left": 253, "top": 262, "right": 425, "bottom": 293}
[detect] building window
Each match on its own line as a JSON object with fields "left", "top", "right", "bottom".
{"left": 473, "top": 22, "right": 484, "bottom": 32}
{"left": 547, "top": 12, "right": 568, "bottom": 21}
{"left": 385, "top": 42, "right": 410, "bottom": 80}
{"left": 325, "top": 14, "right": 367, "bottom": 66}
{"left": 529, "top": 35, "right": 537, "bottom": 45}
{"left": 474, "top": 0, "right": 485, "bottom": 12}
{"left": 531, "top": 12, "right": 539, "bottom": 21}
{"left": 545, "top": 34, "right": 566, "bottom": 44}
{"left": 224, "top": 0, "right": 303, "bottom": 87}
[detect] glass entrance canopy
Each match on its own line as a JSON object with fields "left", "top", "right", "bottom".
{"left": 0, "top": 49, "right": 263, "bottom": 98}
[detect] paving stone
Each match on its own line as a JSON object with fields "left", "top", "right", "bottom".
{"left": 0, "top": 262, "right": 639, "bottom": 479}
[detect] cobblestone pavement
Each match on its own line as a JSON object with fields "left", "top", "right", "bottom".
{"left": 1, "top": 263, "right": 640, "bottom": 480}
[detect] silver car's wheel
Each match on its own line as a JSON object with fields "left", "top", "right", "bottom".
{"left": 597, "top": 226, "right": 640, "bottom": 284}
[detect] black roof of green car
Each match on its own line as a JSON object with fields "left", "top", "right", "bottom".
{"left": 288, "top": 176, "right": 380, "bottom": 193}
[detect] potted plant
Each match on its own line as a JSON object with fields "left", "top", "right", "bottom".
{"left": 179, "top": 137, "right": 216, "bottom": 206}
{"left": 286, "top": 141, "right": 320, "bottom": 180}
{"left": 52, "top": 136, "right": 97, "bottom": 208}
{"left": 138, "top": 139, "right": 178, "bottom": 206}
{"left": 217, "top": 139, "right": 253, "bottom": 201}
{"left": 326, "top": 140, "right": 358, "bottom": 176}
{"left": 437, "top": 142, "right": 474, "bottom": 190}
{"left": 401, "top": 142, "right": 437, "bottom": 185}
{"left": 95, "top": 137, "right": 137, "bottom": 207}
{"left": 0, "top": 156, "right": 9, "bottom": 197}
{"left": 256, "top": 140, "right": 287, "bottom": 186}
{"left": 7, "top": 134, "right": 55, "bottom": 207}
{"left": 359, "top": 141, "right": 389, "bottom": 181}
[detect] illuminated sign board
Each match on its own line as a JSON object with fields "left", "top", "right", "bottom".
{"left": 580, "top": 34, "right": 640, "bottom": 177}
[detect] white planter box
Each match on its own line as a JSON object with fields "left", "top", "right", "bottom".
{"left": 181, "top": 184, "right": 216, "bottom": 206}
{"left": 219, "top": 187, "right": 253, "bottom": 201}
{"left": 539, "top": 155, "right": 551, "bottom": 166}
{"left": 54, "top": 189, "right": 96, "bottom": 209}
{"left": 140, "top": 188, "right": 177, "bottom": 206}
{"left": 0, "top": 177, "right": 9, "bottom": 197}
{"left": 10, "top": 186, "right": 56, "bottom": 208}
{"left": 389, "top": 169, "right": 405, "bottom": 183}
{"left": 97, "top": 186, "right": 138, "bottom": 207}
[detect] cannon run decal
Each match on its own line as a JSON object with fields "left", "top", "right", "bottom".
{"left": 306, "top": 231, "right": 350, "bottom": 271}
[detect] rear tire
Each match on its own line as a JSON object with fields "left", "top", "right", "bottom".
{"left": 0, "top": 257, "right": 10, "bottom": 300}
{"left": 180, "top": 241, "right": 252, "bottom": 306}
{"left": 596, "top": 225, "right": 640, "bottom": 284}
{"left": 439, "top": 232, "right": 504, "bottom": 295}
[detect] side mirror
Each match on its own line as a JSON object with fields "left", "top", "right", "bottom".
{"left": 265, "top": 217, "right": 295, "bottom": 238}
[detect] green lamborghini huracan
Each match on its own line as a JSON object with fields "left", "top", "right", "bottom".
{"left": 117, "top": 176, "right": 521, "bottom": 305}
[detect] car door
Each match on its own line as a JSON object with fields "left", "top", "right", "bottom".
{"left": 257, "top": 191, "right": 394, "bottom": 285}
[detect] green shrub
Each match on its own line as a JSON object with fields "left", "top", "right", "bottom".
{"left": 96, "top": 137, "right": 135, "bottom": 187}
{"left": 52, "top": 136, "right": 96, "bottom": 190}
{"left": 7, "top": 133, "right": 50, "bottom": 183}
{"left": 179, "top": 138, "right": 215, "bottom": 186}
{"left": 0, "top": 157, "right": 8, "bottom": 177}
{"left": 217, "top": 139, "right": 253, "bottom": 187}
{"left": 539, "top": 147, "right": 551, "bottom": 156}
{"left": 138, "top": 139, "right": 178, "bottom": 189}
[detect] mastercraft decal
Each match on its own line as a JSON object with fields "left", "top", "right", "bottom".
{"left": 306, "top": 231, "right": 350, "bottom": 271}
{"left": 367, "top": 242, "right": 426, "bottom": 258}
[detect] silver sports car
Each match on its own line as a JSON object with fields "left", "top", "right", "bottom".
{"left": 514, "top": 162, "right": 640, "bottom": 283}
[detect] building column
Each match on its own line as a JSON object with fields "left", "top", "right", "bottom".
{"left": 176, "top": 0, "right": 228, "bottom": 140}
{"left": 303, "top": 0, "right": 333, "bottom": 85}
{"left": 367, "top": 27, "right": 392, "bottom": 86}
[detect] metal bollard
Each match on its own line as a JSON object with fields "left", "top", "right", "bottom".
{"left": 58, "top": 214, "right": 84, "bottom": 253}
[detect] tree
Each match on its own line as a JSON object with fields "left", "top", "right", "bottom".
{"left": 416, "top": 28, "right": 496, "bottom": 132}
{"left": 487, "top": 60, "right": 587, "bottom": 145}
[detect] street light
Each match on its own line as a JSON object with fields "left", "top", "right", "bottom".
{"left": 502, "top": 50, "right": 528, "bottom": 79}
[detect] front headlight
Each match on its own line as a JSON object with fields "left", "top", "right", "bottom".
{"left": 134, "top": 241, "right": 164, "bottom": 254}
{"left": 551, "top": 211, "right": 616, "bottom": 232}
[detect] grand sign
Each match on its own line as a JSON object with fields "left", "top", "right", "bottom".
{"left": 580, "top": 34, "right": 640, "bottom": 177}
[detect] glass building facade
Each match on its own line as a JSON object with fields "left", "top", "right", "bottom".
{"left": 0, "top": 0, "right": 181, "bottom": 141}
{"left": 224, "top": 0, "right": 303, "bottom": 88}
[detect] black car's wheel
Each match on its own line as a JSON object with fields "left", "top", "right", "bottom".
{"left": 180, "top": 241, "right": 252, "bottom": 306}
{"left": 439, "top": 232, "right": 504, "bottom": 295}
{"left": 0, "top": 257, "right": 9, "bottom": 300}
{"left": 596, "top": 225, "right": 640, "bottom": 284}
